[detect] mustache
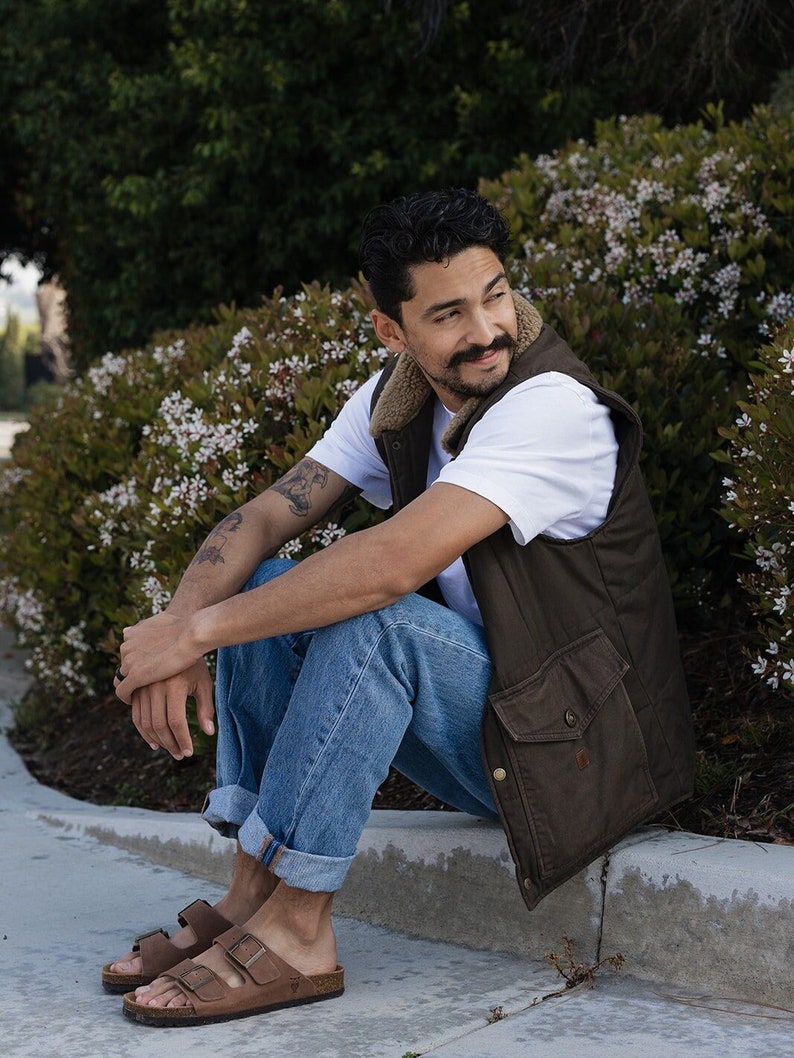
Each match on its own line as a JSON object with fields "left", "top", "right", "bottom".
{"left": 448, "top": 333, "right": 515, "bottom": 368}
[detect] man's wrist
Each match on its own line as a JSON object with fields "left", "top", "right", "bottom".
{"left": 186, "top": 608, "right": 216, "bottom": 657}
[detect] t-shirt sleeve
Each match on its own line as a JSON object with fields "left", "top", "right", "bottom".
{"left": 436, "top": 373, "right": 618, "bottom": 545}
{"left": 305, "top": 371, "right": 393, "bottom": 509}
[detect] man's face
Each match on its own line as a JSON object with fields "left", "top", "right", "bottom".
{"left": 372, "top": 246, "right": 518, "bottom": 412}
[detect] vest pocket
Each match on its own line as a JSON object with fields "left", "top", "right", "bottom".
{"left": 488, "top": 629, "right": 659, "bottom": 886}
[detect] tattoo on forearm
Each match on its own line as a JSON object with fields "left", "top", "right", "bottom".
{"left": 191, "top": 511, "right": 243, "bottom": 566}
{"left": 272, "top": 459, "right": 329, "bottom": 517}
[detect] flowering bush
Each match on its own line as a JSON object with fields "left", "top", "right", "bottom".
{"left": 0, "top": 284, "right": 385, "bottom": 698}
{"left": 716, "top": 321, "right": 794, "bottom": 696}
{"left": 3, "top": 105, "right": 794, "bottom": 701}
{"left": 482, "top": 104, "right": 794, "bottom": 606}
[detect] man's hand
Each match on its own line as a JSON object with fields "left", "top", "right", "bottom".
{"left": 115, "top": 611, "right": 203, "bottom": 703}
{"left": 115, "top": 657, "right": 215, "bottom": 760}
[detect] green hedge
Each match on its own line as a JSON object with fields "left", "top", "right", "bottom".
{"left": 0, "top": 286, "right": 384, "bottom": 698}
{"left": 716, "top": 319, "right": 794, "bottom": 695}
{"left": 1, "top": 106, "right": 793, "bottom": 699}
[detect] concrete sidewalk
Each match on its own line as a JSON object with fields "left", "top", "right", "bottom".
{"left": 1, "top": 624, "right": 792, "bottom": 1056}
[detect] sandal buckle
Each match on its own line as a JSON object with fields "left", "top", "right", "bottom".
{"left": 177, "top": 964, "right": 217, "bottom": 993}
{"left": 226, "top": 933, "right": 267, "bottom": 970}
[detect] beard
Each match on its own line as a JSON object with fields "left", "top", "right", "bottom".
{"left": 421, "top": 332, "right": 517, "bottom": 401}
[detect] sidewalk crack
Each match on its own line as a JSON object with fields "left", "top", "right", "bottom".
{"left": 595, "top": 848, "right": 611, "bottom": 964}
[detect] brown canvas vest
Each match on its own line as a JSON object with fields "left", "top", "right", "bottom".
{"left": 371, "top": 323, "right": 694, "bottom": 910}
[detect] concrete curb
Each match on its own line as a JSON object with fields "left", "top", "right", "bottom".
{"left": 2, "top": 626, "right": 793, "bottom": 1007}
{"left": 28, "top": 801, "right": 794, "bottom": 1007}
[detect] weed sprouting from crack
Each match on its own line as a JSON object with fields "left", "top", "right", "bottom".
{"left": 543, "top": 934, "right": 625, "bottom": 997}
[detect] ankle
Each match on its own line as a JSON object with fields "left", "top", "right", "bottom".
{"left": 216, "top": 886, "right": 271, "bottom": 925}
{"left": 221, "top": 850, "right": 280, "bottom": 922}
{"left": 260, "top": 885, "right": 334, "bottom": 944}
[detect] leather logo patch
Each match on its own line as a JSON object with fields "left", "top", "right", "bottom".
{"left": 576, "top": 749, "right": 590, "bottom": 770}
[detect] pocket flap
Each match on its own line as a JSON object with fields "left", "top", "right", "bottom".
{"left": 489, "top": 630, "right": 629, "bottom": 742}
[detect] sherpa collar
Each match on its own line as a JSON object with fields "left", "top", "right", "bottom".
{"left": 369, "top": 291, "right": 543, "bottom": 454}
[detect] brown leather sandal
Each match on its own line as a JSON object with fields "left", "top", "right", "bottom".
{"left": 101, "top": 899, "right": 234, "bottom": 994}
{"left": 122, "top": 925, "right": 344, "bottom": 1027}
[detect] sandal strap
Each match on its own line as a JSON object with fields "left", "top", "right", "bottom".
{"left": 133, "top": 900, "right": 233, "bottom": 976}
{"left": 132, "top": 926, "right": 169, "bottom": 950}
{"left": 157, "top": 926, "right": 319, "bottom": 1011}
{"left": 176, "top": 899, "right": 233, "bottom": 940}
{"left": 215, "top": 926, "right": 317, "bottom": 995}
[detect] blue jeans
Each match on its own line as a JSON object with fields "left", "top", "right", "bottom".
{"left": 202, "top": 558, "right": 497, "bottom": 892}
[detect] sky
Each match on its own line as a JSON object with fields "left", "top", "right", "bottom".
{"left": 0, "top": 257, "right": 41, "bottom": 326}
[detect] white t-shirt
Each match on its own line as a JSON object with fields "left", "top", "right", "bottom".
{"left": 306, "top": 369, "right": 618, "bottom": 625}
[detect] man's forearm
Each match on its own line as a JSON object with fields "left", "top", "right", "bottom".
{"left": 187, "top": 528, "right": 407, "bottom": 655}
{"left": 165, "top": 504, "right": 278, "bottom": 617}
{"left": 185, "top": 482, "right": 508, "bottom": 655}
{"left": 163, "top": 461, "right": 359, "bottom": 618}
{"left": 117, "top": 482, "right": 509, "bottom": 700}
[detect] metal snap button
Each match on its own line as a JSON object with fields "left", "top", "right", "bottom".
{"left": 564, "top": 709, "right": 578, "bottom": 728}
{"left": 493, "top": 767, "right": 507, "bottom": 781}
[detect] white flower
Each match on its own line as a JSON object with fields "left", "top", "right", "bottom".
{"left": 751, "top": 655, "right": 768, "bottom": 676}
{"left": 773, "top": 587, "right": 791, "bottom": 614}
{"left": 86, "top": 352, "right": 129, "bottom": 395}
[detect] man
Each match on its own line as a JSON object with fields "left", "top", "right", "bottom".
{"left": 109, "top": 188, "right": 693, "bottom": 1027}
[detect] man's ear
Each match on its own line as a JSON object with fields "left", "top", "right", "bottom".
{"left": 371, "top": 309, "right": 407, "bottom": 353}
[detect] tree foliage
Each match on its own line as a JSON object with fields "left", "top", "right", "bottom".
{"left": 0, "top": 0, "right": 611, "bottom": 369}
{"left": 6, "top": 1, "right": 791, "bottom": 372}
{"left": 414, "top": 0, "right": 794, "bottom": 121}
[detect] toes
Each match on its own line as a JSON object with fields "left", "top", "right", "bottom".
{"left": 134, "top": 980, "right": 190, "bottom": 1009}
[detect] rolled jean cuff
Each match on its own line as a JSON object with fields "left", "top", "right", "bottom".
{"left": 238, "top": 809, "right": 354, "bottom": 893}
{"left": 202, "top": 784, "right": 259, "bottom": 839}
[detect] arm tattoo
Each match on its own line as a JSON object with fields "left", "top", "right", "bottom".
{"left": 191, "top": 511, "right": 243, "bottom": 566}
{"left": 271, "top": 459, "right": 329, "bottom": 517}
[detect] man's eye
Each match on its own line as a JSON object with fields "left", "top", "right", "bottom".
{"left": 435, "top": 310, "right": 458, "bottom": 323}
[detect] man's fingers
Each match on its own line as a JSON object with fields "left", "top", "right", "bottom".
{"left": 130, "top": 687, "right": 160, "bottom": 752}
{"left": 133, "top": 685, "right": 188, "bottom": 758}
{"left": 114, "top": 671, "right": 132, "bottom": 705}
{"left": 165, "top": 692, "right": 194, "bottom": 759}
{"left": 117, "top": 661, "right": 208, "bottom": 759}
{"left": 194, "top": 679, "right": 216, "bottom": 737}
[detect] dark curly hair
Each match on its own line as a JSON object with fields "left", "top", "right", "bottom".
{"left": 359, "top": 188, "right": 511, "bottom": 324}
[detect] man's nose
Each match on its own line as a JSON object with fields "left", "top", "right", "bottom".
{"left": 465, "top": 310, "right": 497, "bottom": 348}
